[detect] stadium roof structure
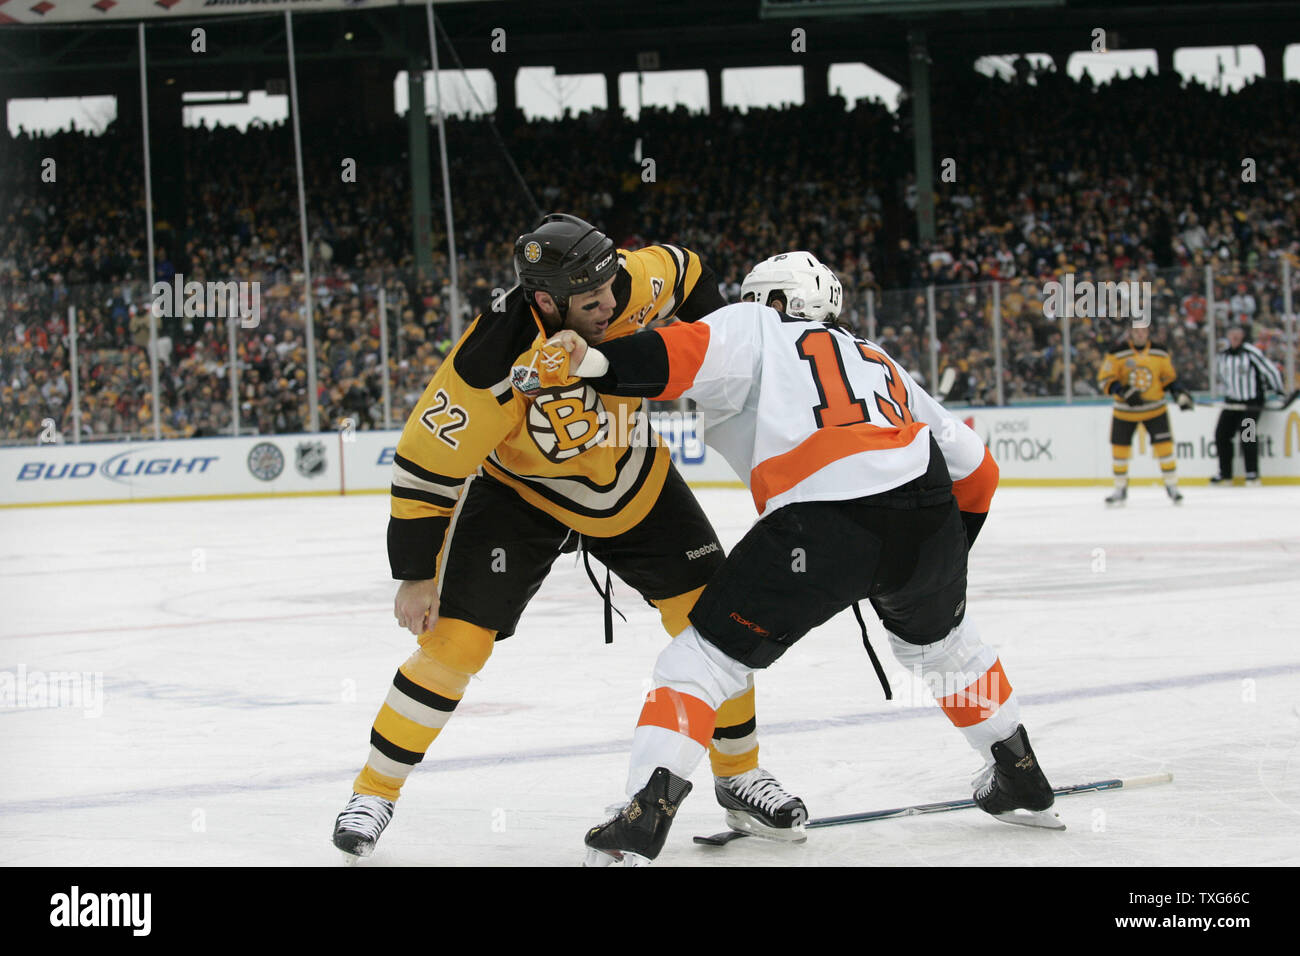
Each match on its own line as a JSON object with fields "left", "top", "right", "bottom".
{"left": 0, "top": 0, "right": 1297, "bottom": 98}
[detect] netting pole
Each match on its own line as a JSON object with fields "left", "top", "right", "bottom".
{"left": 68, "top": 305, "right": 81, "bottom": 445}
{"left": 427, "top": 0, "right": 462, "bottom": 340}
{"left": 926, "top": 283, "right": 937, "bottom": 391}
{"left": 866, "top": 288, "right": 876, "bottom": 341}
{"left": 138, "top": 23, "right": 161, "bottom": 441}
{"left": 228, "top": 314, "right": 240, "bottom": 436}
{"left": 1063, "top": 304, "right": 1072, "bottom": 404}
{"left": 1205, "top": 265, "right": 1216, "bottom": 394}
{"left": 1284, "top": 257, "right": 1295, "bottom": 390}
{"left": 285, "top": 9, "right": 319, "bottom": 433}
{"left": 992, "top": 280, "right": 1004, "bottom": 406}
{"left": 379, "top": 285, "right": 392, "bottom": 430}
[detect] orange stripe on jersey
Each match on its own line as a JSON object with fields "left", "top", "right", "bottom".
{"left": 636, "top": 687, "right": 716, "bottom": 749}
{"left": 653, "top": 323, "right": 711, "bottom": 400}
{"left": 749, "top": 421, "right": 927, "bottom": 513}
{"left": 952, "top": 446, "right": 999, "bottom": 514}
{"left": 938, "top": 658, "right": 1012, "bottom": 728}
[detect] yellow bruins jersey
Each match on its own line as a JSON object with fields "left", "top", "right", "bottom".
{"left": 1097, "top": 341, "right": 1179, "bottom": 422}
{"left": 388, "top": 244, "right": 721, "bottom": 580}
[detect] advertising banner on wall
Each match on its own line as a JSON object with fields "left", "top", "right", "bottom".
{"left": 1, "top": 409, "right": 744, "bottom": 507}
{"left": 961, "top": 405, "right": 1300, "bottom": 483}
{"left": 0, "top": 433, "right": 342, "bottom": 506}
{"left": 3, "top": 406, "right": 1296, "bottom": 507}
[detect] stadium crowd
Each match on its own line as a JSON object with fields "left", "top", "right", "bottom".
{"left": 2, "top": 62, "right": 1296, "bottom": 445}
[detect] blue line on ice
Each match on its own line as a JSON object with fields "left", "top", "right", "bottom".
{"left": 2, "top": 660, "right": 1296, "bottom": 815}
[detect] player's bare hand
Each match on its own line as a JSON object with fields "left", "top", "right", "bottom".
{"left": 545, "top": 330, "right": 588, "bottom": 368}
{"left": 395, "top": 578, "right": 439, "bottom": 636}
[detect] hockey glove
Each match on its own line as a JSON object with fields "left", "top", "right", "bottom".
{"left": 540, "top": 331, "right": 609, "bottom": 381}
{"left": 1110, "top": 381, "right": 1139, "bottom": 406}
{"left": 1111, "top": 382, "right": 1146, "bottom": 407}
{"left": 1175, "top": 391, "right": 1195, "bottom": 411}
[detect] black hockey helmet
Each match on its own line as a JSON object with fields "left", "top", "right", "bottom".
{"left": 514, "top": 213, "right": 618, "bottom": 318}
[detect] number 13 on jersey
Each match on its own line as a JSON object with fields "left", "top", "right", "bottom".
{"left": 795, "top": 329, "right": 915, "bottom": 429}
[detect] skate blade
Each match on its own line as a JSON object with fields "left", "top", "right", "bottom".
{"left": 990, "top": 808, "right": 1065, "bottom": 831}
{"left": 583, "top": 847, "right": 617, "bottom": 867}
{"left": 583, "top": 847, "right": 651, "bottom": 867}
{"left": 334, "top": 838, "right": 373, "bottom": 865}
{"left": 694, "top": 829, "right": 750, "bottom": 846}
{"left": 724, "top": 809, "right": 808, "bottom": 844}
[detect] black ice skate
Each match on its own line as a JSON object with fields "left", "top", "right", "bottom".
{"left": 332, "top": 793, "right": 394, "bottom": 863}
{"left": 1104, "top": 484, "right": 1127, "bottom": 506}
{"left": 973, "top": 725, "right": 1063, "bottom": 830}
{"left": 1165, "top": 484, "right": 1184, "bottom": 504}
{"left": 714, "top": 767, "right": 808, "bottom": 842}
{"left": 584, "top": 767, "right": 692, "bottom": 866}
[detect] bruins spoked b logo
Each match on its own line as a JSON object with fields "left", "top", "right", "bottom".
{"left": 527, "top": 384, "right": 608, "bottom": 462}
{"left": 1127, "top": 366, "right": 1154, "bottom": 391}
{"left": 524, "top": 241, "right": 543, "bottom": 263}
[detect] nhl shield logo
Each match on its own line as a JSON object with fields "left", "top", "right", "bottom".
{"left": 295, "top": 441, "right": 327, "bottom": 477}
{"left": 524, "top": 241, "right": 543, "bottom": 263}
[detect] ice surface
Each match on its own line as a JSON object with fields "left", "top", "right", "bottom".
{"left": 2, "top": 485, "right": 1298, "bottom": 866}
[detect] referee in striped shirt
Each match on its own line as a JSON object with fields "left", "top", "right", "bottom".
{"left": 1212, "top": 325, "right": 1285, "bottom": 485}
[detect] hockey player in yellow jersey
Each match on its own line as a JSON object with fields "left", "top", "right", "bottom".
{"left": 331, "top": 214, "right": 805, "bottom": 860}
{"left": 1096, "top": 323, "right": 1194, "bottom": 506}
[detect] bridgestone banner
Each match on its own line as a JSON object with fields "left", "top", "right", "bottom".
{"left": 0, "top": 0, "right": 484, "bottom": 27}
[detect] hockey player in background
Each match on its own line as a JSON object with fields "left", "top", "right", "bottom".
{"left": 1096, "top": 323, "right": 1195, "bottom": 506}
{"left": 541, "top": 252, "right": 1060, "bottom": 865}
{"left": 331, "top": 215, "right": 805, "bottom": 861}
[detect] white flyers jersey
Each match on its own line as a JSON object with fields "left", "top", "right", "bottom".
{"left": 638, "top": 302, "right": 995, "bottom": 516}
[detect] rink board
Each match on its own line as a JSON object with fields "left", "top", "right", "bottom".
{"left": 3, "top": 405, "right": 1298, "bottom": 506}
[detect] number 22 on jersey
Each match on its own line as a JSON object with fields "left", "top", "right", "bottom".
{"left": 795, "top": 329, "right": 914, "bottom": 429}
{"left": 419, "top": 389, "right": 469, "bottom": 448}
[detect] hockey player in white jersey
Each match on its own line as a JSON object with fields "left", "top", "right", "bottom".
{"left": 539, "top": 252, "right": 1059, "bottom": 865}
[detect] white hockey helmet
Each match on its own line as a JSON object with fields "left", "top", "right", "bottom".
{"left": 741, "top": 251, "right": 843, "bottom": 321}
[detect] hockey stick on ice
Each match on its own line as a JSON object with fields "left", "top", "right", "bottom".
{"left": 693, "top": 771, "right": 1173, "bottom": 846}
